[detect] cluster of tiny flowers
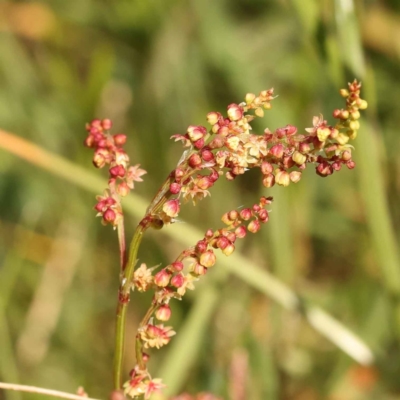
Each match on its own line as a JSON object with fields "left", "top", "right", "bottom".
{"left": 124, "top": 197, "right": 272, "bottom": 398}
{"left": 158, "top": 81, "right": 367, "bottom": 227}
{"left": 84, "top": 119, "right": 146, "bottom": 227}
{"left": 123, "top": 365, "right": 165, "bottom": 399}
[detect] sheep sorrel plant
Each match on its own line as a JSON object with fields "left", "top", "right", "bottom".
{"left": 84, "top": 80, "right": 367, "bottom": 399}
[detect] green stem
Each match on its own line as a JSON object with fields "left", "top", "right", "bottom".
{"left": 113, "top": 220, "right": 148, "bottom": 390}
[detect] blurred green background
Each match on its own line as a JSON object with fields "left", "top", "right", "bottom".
{"left": 1, "top": 0, "right": 400, "bottom": 399}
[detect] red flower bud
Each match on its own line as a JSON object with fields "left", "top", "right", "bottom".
{"left": 170, "top": 261, "right": 184, "bottom": 272}
{"left": 261, "top": 162, "right": 273, "bottom": 175}
{"left": 187, "top": 125, "right": 206, "bottom": 142}
{"left": 206, "top": 112, "right": 220, "bottom": 125}
{"left": 197, "top": 176, "right": 213, "bottom": 190}
{"left": 316, "top": 162, "right": 333, "bottom": 177}
{"left": 196, "top": 240, "right": 208, "bottom": 254}
{"left": 169, "top": 182, "right": 182, "bottom": 194}
{"left": 192, "top": 262, "right": 207, "bottom": 275}
{"left": 188, "top": 154, "right": 202, "bottom": 168}
{"left": 247, "top": 219, "right": 261, "bottom": 233}
{"left": 262, "top": 174, "right": 275, "bottom": 188}
{"left": 113, "top": 134, "right": 127, "bottom": 146}
{"left": 240, "top": 208, "right": 252, "bottom": 221}
{"left": 269, "top": 144, "right": 284, "bottom": 159}
{"left": 171, "top": 274, "right": 184, "bottom": 288}
{"left": 346, "top": 160, "right": 356, "bottom": 169}
{"left": 235, "top": 226, "right": 247, "bottom": 238}
{"left": 201, "top": 149, "right": 214, "bottom": 162}
{"left": 103, "top": 208, "right": 116, "bottom": 224}
{"left": 155, "top": 304, "right": 172, "bottom": 321}
{"left": 154, "top": 269, "right": 171, "bottom": 287}
{"left": 199, "top": 250, "right": 216, "bottom": 268}
{"left": 222, "top": 243, "right": 235, "bottom": 256}
{"left": 101, "top": 119, "right": 112, "bottom": 130}
{"left": 258, "top": 209, "right": 269, "bottom": 222}
{"left": 163, "top": 199, "right": 180, "bottom": 217}
{"left": 227, "top": 103, "right": 244, "bottom": 121}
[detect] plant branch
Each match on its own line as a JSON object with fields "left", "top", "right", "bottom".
{"left": 0, "top": 382, "right": 102, "bottom": 400}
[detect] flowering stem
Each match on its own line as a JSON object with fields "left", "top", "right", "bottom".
{"left": 135, "top": 303, "right": 158, "bottom": 370}
{"left": 117, "top": 219, "right": 126, "bottom": 271}
{"left": 0, "top": 382, "right": 102, "bottom": 400}
{"left": 113, "top": 218, "right": 150, "bottom": 390}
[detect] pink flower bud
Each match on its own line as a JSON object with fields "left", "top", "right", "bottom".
{"left": 163, "top": 199, "right": 180, "bottom": 217}
{"left": 109, "top": 165, "right": 126, "bottom": 178}
{"left": 196, "top": 240, "right": 208, "bottom": 254}
{"left": 332, "top": 161, "right": 342, "bottom": 171}
{"left": 154, "top": 269, "right": 171, "bottom": 287}
{"left": 225, "top": 231, "right": 236, "bottom": 243}
{"left": 117, "top": 182, "right": 130, "bottom": 197}
{"left": 101, "top": 119, "right": 112, "bottom": 130}
{"left": 197, "top": 176, "right": 213, "bottom": 190}
{"left": 201, "top": 149, "right": 214, "bottom": 162}
{"left": 222, "top": 243, "right": 235, "bottom": 256}
{"left": 247, "top": 219, "right": 261, "bottom": 233}
{"left": 113, "top": 134, "right": 127, "bottom": 146}
{"left": 192, "top": 262, "right": 207, "bottom": 275}
{"left": 169, "top": 182, "right": 182, "bottom": 194}
{"left": 208, "top": 169, "right": 220, "bottom": 182}
{"left": 261, "top": 162, "right": 273, "bottom": 175}
{"left": 316, "top": 162, "right": 333, "bottom": 177}
{"left": 346, "top": 160, "right": 356, "bottom": 169}
{"left": 262, "top": 174, "right": 275, "bottom": 188}
{"left": 188, "top": 154, "right": 202, "bottom": 168}
{"left": 95, "top": 200, "right": 106, "bottom": 212}
{"left": 205, "top": 229, "right": 214, "bottom": 238}
{"left": 240, "top": 208, "right": 252, "bottom": 221}
{"left": 187, "top": 125, "right": 206, "bottom": 142}
{"left": 206, "top": 112, "right": 220, "bottom": 125}
{"left": 235, "top": 226, "right": 247, "bottom": 238}
{"left": 171, "top": 261, "right": 184, "bottom": 272}
{"left": 173, "top": 168, "right": 184, "bottom": 181}
{"left": 103, "top": 208, "right": 116, "bottom": 224}
{"left": 216, "top": 236, "right": 230, "bottom": 250}
{"left": 193, "top": 138, "right": 205, "bottom": 149}
{"left": 227, "top": 103, "right": 243, "bottom": 121}
{"left": 333, "top": 109, "right": 341, "bottom": 118}
{"left": 299, "top": 142, "right": 311, "bottom": 153}
{"left": 228, "top": 210, "right": 239, "bottom": 221}
{"left": 156, "top": 305, "right": 172, "bottom": 321}
{"left": 199, "top": 250, "right": 216, "bottom": 268}
{"left": 269, "top": 143, "right": 284, "bottom": 159}
{"left": 285, "top": 124, "right": 297, "bottom": 136}
{"left": 258, "top": 209, "right": 269, "bottom": 222}
{"left": 171, "top": 274, "right": 184, "bottom": 288}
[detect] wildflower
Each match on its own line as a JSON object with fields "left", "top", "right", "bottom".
{"left": 139, "top": 324, "right": 176, "bottom": 349}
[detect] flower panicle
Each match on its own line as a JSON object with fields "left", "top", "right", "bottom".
{"left": 159, "top": 81, "right": 367, "bottom": 227}
{"left": 125, "top": 196, "right": 273, "bottom": 398}
{"left": 84, "top": 119, "right": 147, "bottom": 227}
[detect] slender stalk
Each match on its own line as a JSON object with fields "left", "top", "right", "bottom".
{"left": 117, "top": 219, "right": 126, "bottom": 271}
{"left": 135, "top": 303, "right": 158, "bottom": 370}
{"left": 0, "top": 382, "right": 102, "bottom": 400}
{"left": 113, "top": 220, "right": 148, "bottom": 389}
